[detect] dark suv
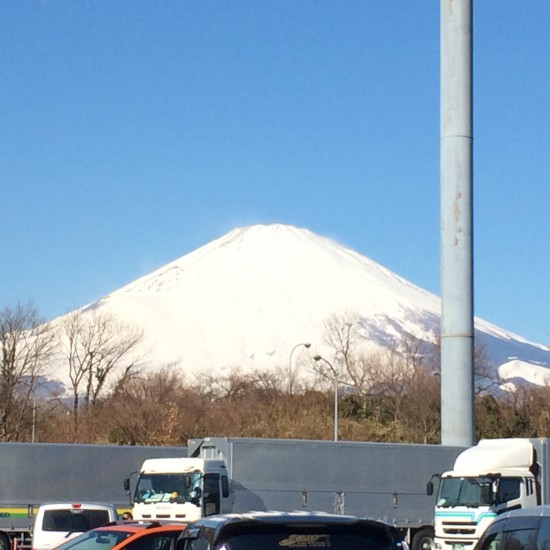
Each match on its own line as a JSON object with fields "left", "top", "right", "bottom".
{"left": 176, "top": 511, "right": 408, "bottom": 550}
{"left": 474, "top": 505, "right": 550, "bottom": 550}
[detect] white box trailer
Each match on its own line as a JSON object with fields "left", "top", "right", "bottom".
{"left": 187, "top": 437, "right": 464, "bottom": 550}
{"left": 0, "top": 442, "right": 186, "bottom": 550}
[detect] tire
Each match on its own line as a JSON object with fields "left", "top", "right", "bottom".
{"left": 412, "top": 528, "right": 435, "bottom": 550}
{"left": 0, "top": 533, "right": 11, "bottom": 550}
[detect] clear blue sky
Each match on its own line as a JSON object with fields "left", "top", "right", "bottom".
{"left": 2, "top": 1, "right": 549, "bottom": 345}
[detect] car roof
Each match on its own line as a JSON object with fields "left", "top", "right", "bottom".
{"left": 93, "top": 521, "right": 187, "bottom": 534}
{"left": 37, "top": 502, "right": 117, "bottom": 510}
{"left": 187, "top": 510, "right": 391, "bottom": 526}
{"left": 496, "top": 504, "right": 550, "bottom": 521}
{"left": 180, "top": 511, "right": 399, "bottom": 540}
{"left": 78, "top": 520, "right": 187, "bottom": 536}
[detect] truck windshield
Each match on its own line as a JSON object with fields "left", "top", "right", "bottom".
{"left": 134, "top": 472, "right": 201, "bottom": 504}
{"left": 437, "top": 476, "right": 522, "bottom": 508}
{"left": 437, "top": 476, "right": 494, "bottom": 508}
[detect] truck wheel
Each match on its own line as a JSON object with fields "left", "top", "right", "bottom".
{"left": 412, "top": 529, "right": 435, "bottom": 550}
{"left": 0, "top": 534, "right": 10, "bottom": 550}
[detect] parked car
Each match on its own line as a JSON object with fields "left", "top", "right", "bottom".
{"left": 32, "top": 503, "right": 118, "bottom": 550}
{"left": 474, "top": 505, "right": 550, "bottom": 550}
{"left": 176, "top": 511, "right": 408, "bottom": 550}
{"left": 51, "top": 521, "right": 187, "bottom": 550}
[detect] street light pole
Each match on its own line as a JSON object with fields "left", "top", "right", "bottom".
{"left": 32, "top": 396, "right": 36, "bottom": 443}
{"left": 313, "top": 355, "right": 338, "bottom": 442}
{"left": 288, "top": 342, "right": 311, "bottom": 394}
{"left": 332, "top": 374, "right": 338, "bottom": 442}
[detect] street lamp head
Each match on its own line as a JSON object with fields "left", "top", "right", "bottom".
{"left": 304, "top": 343, "right": 311, "bottom": 348}
{"left": 313, "top": 355, "right": 322, "bottom": 361}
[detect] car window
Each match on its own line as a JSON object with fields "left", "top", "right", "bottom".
{"left": 42, "top": 510, "right": 112, "bottom": 532}
{"left": 215, "top": 532, "right": 392, "bottom": 550}
{"left": 212, "top": 524, "right": 398, "bottom": 550}
{"left": 479, "top": 530, "right": 505, "bottom": 550}
{"left": 125, "top": 532, "right": 180, "bottom": 550}
{"left": 504, "top": 528, "right": 538, "bottom": 550}
{"left": 54, "top": 530, "right": 132, "bottom": 550}
{"left": 184, "top": 539, "right": 209, "bottom": 550}
{"left": 537, "top": 518, "right": 550, "bottom": 550}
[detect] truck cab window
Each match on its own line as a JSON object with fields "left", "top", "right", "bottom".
{"left": 496, "top": 480, "right": 521, "bottom": 505}
{"left": 221, "top": 476, "right": 229, "bottom": 499}
{"left": 203, "top": 474, "right": 220, "bottom": 516}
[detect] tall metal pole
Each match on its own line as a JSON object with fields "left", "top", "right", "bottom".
{"left": 440, "top": 0, "right": 475, "bottom": 446}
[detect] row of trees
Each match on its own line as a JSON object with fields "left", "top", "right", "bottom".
{"left": 21, "top": 356, "right": 550, "bottom": 446}
{"left": 0, "top": 302, "right": 142, "bottom": 441}
{"left": 1, "top": 304, "right": 549, "bottom": 445}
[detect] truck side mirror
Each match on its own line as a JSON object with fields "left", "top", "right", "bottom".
{"left": 124, "top": 478, "right": 130, "bottom": 492}
{"left": 190, "top": 487, "right": 202, "bottom": 506}
{"left": 427, "top": 481, "right": 434, "bottom": 496}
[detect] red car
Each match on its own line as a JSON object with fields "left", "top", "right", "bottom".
{"left": 53, "top": 521, "right": 187, "bottom": 550}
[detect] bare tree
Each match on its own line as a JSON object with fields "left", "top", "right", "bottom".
{"left": 429, "top": 336, "right": 501, "bottom": 395}
{"left": 310, "top": 313, "right": 360, "bottom": 391}
{"left": 316, "top": 312, "right": 393, "bottom": 396}
{"left": 0, "top": 302, "right": 57, "bottom": 441}
{"left": 399, "top": 366, "right": 441, "bottom": 443}
{"left": 322, "top": 312, "right": 362, "bottom": 373}
{"left": 59, "top": 308, "right": 144, "bottom": 440}
{"left": 100, "top": 369, "right": 193, "bottom": 446}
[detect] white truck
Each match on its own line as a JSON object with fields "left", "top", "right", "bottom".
{"left": 431, "top": 438, "right": 550, "bottom": 550}
{"left": 124, "top": 457, "right": 232, "bottom": 521}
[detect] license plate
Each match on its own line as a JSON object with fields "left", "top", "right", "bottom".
{"left": 453, "top": 545, "right": 465, "bottom": 550}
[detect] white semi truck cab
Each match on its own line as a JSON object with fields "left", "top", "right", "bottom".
{"left": 124, "top": 457, "right": 232, "bottom": 522}
{"left": 431, "top": 439, "right": 540, "bottom": 550}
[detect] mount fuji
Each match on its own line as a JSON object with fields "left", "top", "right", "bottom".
{"left": 49, "top": 224, "right": 550, "bottom": 389}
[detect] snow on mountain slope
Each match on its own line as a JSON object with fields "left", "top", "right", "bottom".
{"left": 499, "top": 359, "right": 550, "bottom": 387}
{"left": 50, "top": 224, "right": 550, "bottom": 388}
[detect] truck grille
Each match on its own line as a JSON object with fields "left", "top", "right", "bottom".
{"left": 442, "top": 522, "right": 477, "bottom": 536}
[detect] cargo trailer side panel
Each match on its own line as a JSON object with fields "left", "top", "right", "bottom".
{"left": 191, "top": 437, "right": 463, "bottom": 525}
{"left": 0, "top": 443, "right": 186, "bottom": 533}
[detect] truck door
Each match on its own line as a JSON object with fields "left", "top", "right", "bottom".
{"left": 203, "top": 474, "right": 220, "bottom": 516}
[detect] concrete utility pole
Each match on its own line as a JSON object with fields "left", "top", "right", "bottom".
{"left": 440, "top": 0, "right": 475, "bottom": 446}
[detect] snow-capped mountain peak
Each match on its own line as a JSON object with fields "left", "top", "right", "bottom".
{"left": 52, "top": 224, "right": 550, "bottom": 388}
